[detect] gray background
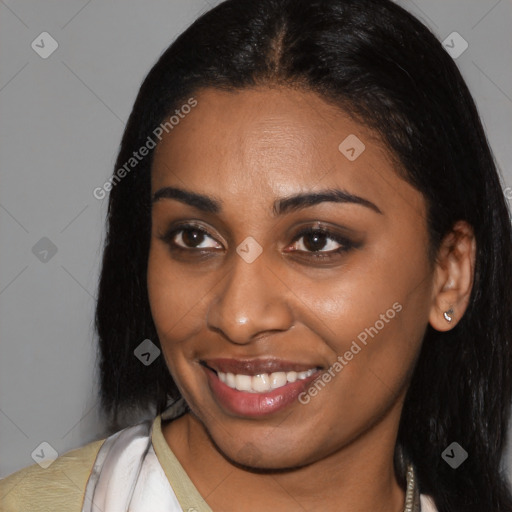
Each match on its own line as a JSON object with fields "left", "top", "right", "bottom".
{"left": 1, "top": 0, "right": 511, "bottom": 480}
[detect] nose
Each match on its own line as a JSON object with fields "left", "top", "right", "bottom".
{"left": 206, "top": 250, "right": 294, "bottom": 345}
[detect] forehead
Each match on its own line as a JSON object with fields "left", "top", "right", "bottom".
{"left": 150, "top": 86, "right": 422, "bottom": 216}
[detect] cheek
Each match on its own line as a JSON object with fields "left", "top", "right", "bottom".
{"left": 282, "top": 272, "right": 429, "bottom": 447}
{"left": 146, "top": 245, "right": 214, "bottom": 357}
{"left": 291, "top": 236, "right": 432, "bottom": 393}
{"left": 146, "top": 250, "right": 205, "bottom": 396}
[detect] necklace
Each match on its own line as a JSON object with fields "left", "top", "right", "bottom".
{"left": 403, "top": 462, "right": 421, "bottom": 512}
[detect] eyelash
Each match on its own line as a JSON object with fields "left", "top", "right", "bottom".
{"left": 159, "top": 222, "right": 356, "bottom": 261}
{"left": 288, "top": 226, "right": 356, "bottom": 259}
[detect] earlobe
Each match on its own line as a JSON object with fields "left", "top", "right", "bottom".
{"left": 428, "top": 221, "right": 476, "bottom": 332}
{"left": 443, "top": 307, "right": 454, "bottom": 323}
{"left": 429, "top": 302, "right": 458, "bottom": 333}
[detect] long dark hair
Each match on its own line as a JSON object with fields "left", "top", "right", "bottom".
{"left": 95, "top": 0, "right": 512, "bottom": 509}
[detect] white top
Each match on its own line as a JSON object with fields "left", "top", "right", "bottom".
{"left": 420, "top": 494, "right": 438, "bottom": 512}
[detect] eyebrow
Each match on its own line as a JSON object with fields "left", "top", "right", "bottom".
{"left": 151, "top": 186, "right": 383, "bottom": 215}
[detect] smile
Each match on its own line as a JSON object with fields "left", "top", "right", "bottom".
{"left": 201, "top": 358, "right": 322, "bottom": 417}
{"left": 217, "top": 369, "right": 318, "bottom": 393}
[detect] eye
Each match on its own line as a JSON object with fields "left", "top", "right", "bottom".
{"left": 285, "top": 226, "right": 356, "bottom": 259}
{"left": 159, "top": 223, "right": 223, "bottom": 251}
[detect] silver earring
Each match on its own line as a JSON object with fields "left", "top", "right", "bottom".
{"left": 443, "top": 308, "right": 454, "bottom": 322}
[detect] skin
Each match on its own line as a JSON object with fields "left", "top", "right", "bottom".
{"left": 147, "top": 86, "right": 476, "bottom": 512}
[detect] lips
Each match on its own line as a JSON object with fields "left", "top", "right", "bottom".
{"left": 201, "top": 358, "right": 322, "bottom": 417}
{"left": 202, "top": 358, "right": 323, "bottom": 376}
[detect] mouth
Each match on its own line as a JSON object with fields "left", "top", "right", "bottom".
{"left": 200, "top": 358, "right": 323, "bottom": 417}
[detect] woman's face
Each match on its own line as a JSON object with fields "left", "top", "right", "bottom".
{"left": 148, "top": 86, "right": 434, "bottom": 469}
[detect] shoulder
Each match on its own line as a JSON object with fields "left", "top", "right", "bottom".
{"left": 0, "top": 437, "right": 105, "bottom": 512}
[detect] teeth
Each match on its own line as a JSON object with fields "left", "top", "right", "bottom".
{"left": 216, "top": 368, "right": 317, "bottom": 393}
{"left": 235, "top": 374, "right": 252, "bottom": 392}
{"left": 226, "top": 372, "right": 236, "bottom": 388}
{"left": 287, "top": 371, "right": 297, "bottom": 382}
{"left": 297, "top": 369, "right": 316, "bottom": 379}
{"left": 270, "top": 372, "right": 287, "bottom": 389}
{"left": 252, "top": 373, "right": 271, "bottom": 392}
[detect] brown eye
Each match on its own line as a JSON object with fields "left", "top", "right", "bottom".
{"left": 301, "top": 231, "right": 330, "bottom": 251}
{"left": 290, "top": 228, "right": 351, "bottom": 254}
{"left": 180, "top": 227, "right": 207, "bottom": 248}
{"left": 160, "top": 223, "right": 223, "bottom": 251}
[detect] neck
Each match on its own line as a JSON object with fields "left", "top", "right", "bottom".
{"left": 163, "top": 401, "right": 406, "bottom": 512}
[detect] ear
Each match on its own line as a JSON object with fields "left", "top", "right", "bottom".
{"left": 429, "top": 220, "right": 476, "bottom": 332}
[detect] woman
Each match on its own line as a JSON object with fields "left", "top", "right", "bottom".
{"left": 1, "top": 0, "right": 512, "bottom": 510}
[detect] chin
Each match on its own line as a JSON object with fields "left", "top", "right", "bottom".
{"left": 205, "top": 426, "right": 319, "bottom": 472}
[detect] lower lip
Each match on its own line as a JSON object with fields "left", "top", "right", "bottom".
{"left": 203, "top": 366, "right": 320, "bottom": 418}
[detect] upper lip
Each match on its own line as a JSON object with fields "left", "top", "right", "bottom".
{"left": 201, "top": 358, "right": 323, "bottom": 376}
